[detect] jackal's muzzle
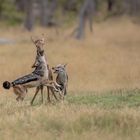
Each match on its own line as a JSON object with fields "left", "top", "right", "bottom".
{"left": 52, "top": 64, "right": 65, "bottom": 73}
{"left": 52, "top": 67, "right": 59, "bottom": 73}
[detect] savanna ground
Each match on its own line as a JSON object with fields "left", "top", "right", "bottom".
{"left": 0, "top": 18, "right": 140, "bottom": 140}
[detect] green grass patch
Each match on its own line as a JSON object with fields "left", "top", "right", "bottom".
{"left": 67, "top": 89, "right": 140, "bottom": 109}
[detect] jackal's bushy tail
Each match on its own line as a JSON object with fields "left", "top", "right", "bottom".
{"left": 3, "top": 74, "right": 39, "bottom": 90}
{"left": 3, "top": 81, "right": 11, "bottom": 89}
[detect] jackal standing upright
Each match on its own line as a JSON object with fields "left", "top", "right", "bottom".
{"left": 30, "top": 36, "right": 59, "bottom": 104}
{"left": 3, "top": 37, "right": 49, "bottom": 101}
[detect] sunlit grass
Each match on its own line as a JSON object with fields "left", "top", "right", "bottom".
{"left": 0, "top": 89, "right": 140, "bottom": 140}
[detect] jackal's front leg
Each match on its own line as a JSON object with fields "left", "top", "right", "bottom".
{"left": 44, "top": 82, "right": 60, "bottom": 101}
{"left": 50, "top": 87, "right": 59, "bottom": 101}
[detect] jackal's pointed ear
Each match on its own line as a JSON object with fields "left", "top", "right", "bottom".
{"left": 41, "top": 34, "right": 45, "bottom": 44}
{"left": 64, "top": 64, "right": 67, "bottom": 68}
{"left": 31, "top": 36, "right": 36, "bottom": 43}
{"left": 41, "top": 38, "right": 45, "bottom": 45}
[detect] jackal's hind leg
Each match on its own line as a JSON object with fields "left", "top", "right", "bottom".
{"left": 31, "top": 86, "right": 40, "bottom": 105}
{"left": 40, "top": 85, "right": 44, "bottom": 104}
{"left": 20, "top": 89, "right": 27, "bottom": 101}
{"left": 16, "top": 96, "right": 20, "bottom": 101}
{"left": 47, "top": 87, "right": 51, "bottom": 103}
{"left": 19, "top": 96, "right": 24, "bottom": 101}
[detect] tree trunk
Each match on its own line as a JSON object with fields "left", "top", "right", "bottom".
{"left": 0, "top": 0, "right": 4, "bottom": 18}
{"left": 63, "top": 0, "right": 78, "bottom": 13}
{"left": 40, "top": 0, "right": 57, "bottom": 27}
{"left": 124, "top": 0, "right": 140, "bottom": 15}
{"left": 40, "top": 0, "right": 48, "bottom": 26}
{"left": 107, "top": 0, "right": 114, "bottom": 12}
{"left": 24, "top": 0, "right": 34, "bottom": 31}
{"left": 75, "top": 0, "right": 95, "bottom": 39}
{"left": 15, "top": 0, "right": 26, "bottom": 12}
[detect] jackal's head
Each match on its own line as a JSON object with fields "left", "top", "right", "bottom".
{"left": 31, "top": 35, "right": 45, "bottom": 68}
{"left": 31, "top": 35, "right": 45, "bottom": 52}
{"left": 52, "top": 64, "right": 67, "bottom": 74}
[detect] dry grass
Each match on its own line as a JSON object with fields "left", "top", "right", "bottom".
{"left": 0, "top": 18, "right": 140, "bottom": 140}
{"left": 0, "top": 91, "right": 140, "bottom": 140}
{"left": 0, "top": 18, "right": 140, "bottom": 93}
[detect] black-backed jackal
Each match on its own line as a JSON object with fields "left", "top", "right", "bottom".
{"left": 3, "top": 36, "right": 50, "bottom": 102}
{"left": 52, "top": 64, "right": 68, "bottom": 99}
{"left": 3, "top": 51, "right": 48, "bottom": 101}
{"left": 30, "top": 35, "right": 59, "bottom": 104}
{"left": 3, "top": 35, "right": 65, "bottom": 103}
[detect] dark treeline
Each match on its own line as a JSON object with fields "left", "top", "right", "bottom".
{"left": 0, "top": 0, "right": 140, "bottom": 39}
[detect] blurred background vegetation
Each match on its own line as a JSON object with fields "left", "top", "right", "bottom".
{"left": 0, "top": 0, "right": 140, "bottom": 39}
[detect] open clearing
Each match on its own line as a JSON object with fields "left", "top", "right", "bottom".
{"left": 0, "top": 89, "right": 140, "bottom": 140}
{"left": 0, "top": 18, "right": 140, "bottom": 139}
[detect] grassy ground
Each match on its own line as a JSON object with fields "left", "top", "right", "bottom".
{"left": 0, "top": 89, "right": 140, "bottom": 140}
{"left": 0, "top": 18, "right": 140, "bottom": 139}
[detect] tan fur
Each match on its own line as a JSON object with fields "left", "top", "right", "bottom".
{"left": 7, "top": 35, "right": 59, "bottom": 103}
{"left": 30, "top": 36, "right": 59, "bottom": 105}
{"left": 9, "top": 35, "right": 49, "bottom": 102}
{"left": 13, "top": 85, "right": 27, "bottom": 101}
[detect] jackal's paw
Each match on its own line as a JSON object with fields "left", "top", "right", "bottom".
{"left": 16, "top": 97, "right": 20, "bottom": 101}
